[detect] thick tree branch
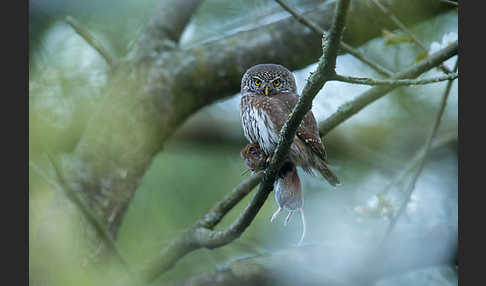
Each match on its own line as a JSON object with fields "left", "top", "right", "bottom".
{"left": 132, "top": 0, "right": 203, "bottom": 55}
{"left": 274, "top": 0, "right": 393, "bottom": 76}
{"left": 43, "top": 153, "right": 135, "bottom": 276}
{"left": 320, "top": 41, "right": 458, "bottom": 135}
{"left": 332, "top": 72, "right": 457, "bottom": 86}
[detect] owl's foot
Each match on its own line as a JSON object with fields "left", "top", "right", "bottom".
{"left": 270, "top": 207, "right": 282, "bottom": 222}
{"left": 284, "top": 210, "right": 295, "bottom": 226}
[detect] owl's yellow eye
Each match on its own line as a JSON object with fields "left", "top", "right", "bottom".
{"left": 273, "top": 79, "right": 281, "bottom": 87}
{"left": 254, "top": 79, "right": 262, "bottom": 86}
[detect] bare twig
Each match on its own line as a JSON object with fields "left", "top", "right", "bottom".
{"left": 275, "top": 0, "right": 393, "bottom": 77}
{"left": 65, "top": 16, "right": 115, "bottom": 66}
{"left": 379, "top": 58, "right": 458, "bottom": 246}
{"left": 320, "top": 41, "right": 458, "bottom": 135}
{"left": 439, "top": 0, "right": 458, "bottom": 7}
{"left": 333, "top": 72, "right": 457, "bottom": 86}
{"left": 380, "top": 131, "right": 457, "bottom": 196}
{"left": 370, "top": 0, "right": 452, "bottom": 74}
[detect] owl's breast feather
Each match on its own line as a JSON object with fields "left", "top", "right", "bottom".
{"left": 241, "top": 96, "right": 280, "bottom": 156}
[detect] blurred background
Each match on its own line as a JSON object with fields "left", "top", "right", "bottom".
{"left": 29, "top": 0, "right": 458, "bottom": 285}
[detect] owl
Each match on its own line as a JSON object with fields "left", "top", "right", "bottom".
{"left": 241, "top": 142, "right": 306, "bottom": 245}
{"left": 240, "top": 64, "right": 340, "bottom": 187}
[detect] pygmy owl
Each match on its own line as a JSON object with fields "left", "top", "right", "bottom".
{"left": 240, "top": 64, "right": 340, "bottom": 187}
{"left": 241, "top": 142, "right": 306, "bottom": 245}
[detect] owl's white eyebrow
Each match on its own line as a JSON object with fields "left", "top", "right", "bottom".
{"left": 271, "top": 77, "right": 281, "bottom": 82}
{"left": 252, "top": 76, "right": 263, "bottom": 81}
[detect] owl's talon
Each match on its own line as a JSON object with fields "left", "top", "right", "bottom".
{"left": 270, "top": 207, "right": 282, "bottom": 222}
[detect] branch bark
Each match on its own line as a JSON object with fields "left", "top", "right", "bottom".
{"left": 131, "top": 0, "right": 204, "bottom": 56}
{"left": 274, "top": 0, "right": 393, "bottom": 76}
{"left": 30, "top": 1, "right": 454, "bottom": 277}
{"left": 320, "top": 41, "right": 458, "bottom": 135}
{"left": 333, "top": 72, "right": 457, "bottom": 86}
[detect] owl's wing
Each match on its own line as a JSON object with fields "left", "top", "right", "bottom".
{"left": 275, "top": 92, "right": 328, "bottom": 163}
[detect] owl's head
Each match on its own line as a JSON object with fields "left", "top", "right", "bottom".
{"left": 241, "top": 64, "right": 297, "bottom": 96}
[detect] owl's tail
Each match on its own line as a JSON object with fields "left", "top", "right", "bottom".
{"left": 317, "top": 161, "right": 340, "bottom": 187}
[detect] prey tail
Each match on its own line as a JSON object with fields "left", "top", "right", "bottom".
{"left": 297, "top": 209, "right": 306, "bottom": 246}
{"left": 317, "top": 161, "right": 340, "bottom": 187}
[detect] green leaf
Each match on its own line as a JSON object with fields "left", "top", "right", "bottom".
{"left": 382, "top": 29, "right": 413, "bottom": 46}
{"left": 415, "top": 51, "right": 429, "bottom": 63}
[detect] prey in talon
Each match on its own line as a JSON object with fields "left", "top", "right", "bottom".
{"left": 240, "top": 142, "right": 307, "bottom": 245}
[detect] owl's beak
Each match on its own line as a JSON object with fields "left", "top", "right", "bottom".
{"left": 264, "top": 86, "right": 269, "bottom": 96}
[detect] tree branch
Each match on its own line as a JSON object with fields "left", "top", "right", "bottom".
{"left": 370, "top": 0, "right": 452, "bottom": 74}
{"left": 332, "top": 72, "right": 457, "bottom": 86}
{"left": 139, "top": 19, "right": 457, "bottom": 285}
{"left": 141, "top": 172, "right": 263, "bottom": 282}
{"left": 274, "top": 0, "right": 393, "bottom": 77}
{"left": 131, "top": 0, "right": 203, "bottom": 56}
{"left": 378, "top": 58, "right": 459, "bottom": 246}
{"left": 379, "top": 131, "right": 457, "bottom": 196}
{"left": 142, "top": 0, "right": 351, "bottom": 281}
{"left": 32, "top": 1, "right": 453, "bottom": 276}
{"left": 44, "top": 153, "right": 135, "bottom": 276}
{"left": 211, "top": 0, "right": 351, "bottom": 246}
{"left": 320, "top": 41, "right": 458, "bottom": 135}
{"left": 65, "top": 16, "right": 115, "bottom": 66}
{"left": 439, "top": 0, "right": 458, "bottom": 7}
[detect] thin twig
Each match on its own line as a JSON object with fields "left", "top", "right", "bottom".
{"left": 380, "top": 131, "right": 457, "bottom": 196}
{"left": 333, "top": 72, "right": 457, "bottom": 86}
{"left": 65, "top": 16, "right": 115, "bottom": 66}
{"left": 370, "top": 0, "right": 452, "bottom": 74}
{"left": 275, "top": 0, "right": 393, "bottom": 77}
{"left": 378, "top": 58, "right": 458, "bottom": 246}
{"left": 320, "top": 41, "right": 458, "bottom": 135}
{"left": 439, "top": 0, "right": 458, "bottom": 7}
